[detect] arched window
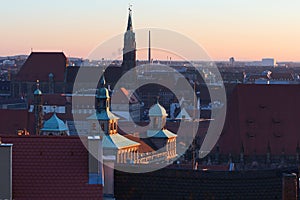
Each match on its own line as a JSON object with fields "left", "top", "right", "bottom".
{"left": 110, "top": 122, "right": 114, "bottom": 131}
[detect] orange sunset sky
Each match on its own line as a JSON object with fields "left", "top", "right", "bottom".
{"left": 0, "top": 0, "right": 300, "bottom": 61}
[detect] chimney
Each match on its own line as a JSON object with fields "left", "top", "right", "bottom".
{"left": 88, "top": 136, "right": 104, "bottom": 185}
{"left": 88, "top": 136, "right": 116, "bottom": 198}
{"left": 282, "top": 173, "right": 298, "bottom": 200}
{"left": 148, "top": 30, "right": 151, "bottom": 64}
{"left": 0, "top": 142, "right": 13, "bottom": 200}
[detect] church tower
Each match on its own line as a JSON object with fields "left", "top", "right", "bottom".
{"left": 95, "top": 76, "right": 119, "bottom": 136}
{"left": 122, "top": 7, "right": 136, "bottom": 75}
{"left": 33, "top": 80, "right": 43, "bottom": 135}
{"left": 87, "top": 75, "right": 140, "bottom": 163}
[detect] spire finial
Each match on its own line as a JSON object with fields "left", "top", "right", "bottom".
{"left": 53, "top": 105, "right": 57, "bottom": 114}
{"left": 126, "top": 5, "right": 133, "bottom": 31}
{"left": 156, "top": 96, "right": 160, "bottom": 104}
{"left": 129, "top": 4, "right": 132, "bottom": 12}
{"left": 36, "top": 79, "right": 40, "bottom": 89}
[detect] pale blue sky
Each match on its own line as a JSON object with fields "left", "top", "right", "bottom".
{"left": 1, "top": 0, "right": 300, "bottom": 61}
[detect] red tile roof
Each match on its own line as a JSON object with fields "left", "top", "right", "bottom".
{"left": 14, "top": 52, "right": 67, "bottom": 82}
{"left": 219, "top": 84, "right": 300, "bottom": 155}
{"left": 1, "top": 136, "right": 103, "bottom": 200}
{"left": 0, "top": 109, "right": 34, "bottom": 135}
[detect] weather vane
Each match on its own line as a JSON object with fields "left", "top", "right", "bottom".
{"left": 129, "top": 4, "right": 132, "bottom": 12}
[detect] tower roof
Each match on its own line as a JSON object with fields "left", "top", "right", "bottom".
{"left": 34, "top": 88, "right": 42, "bottom": 95}
{"left": 126, "top": 8, "right": 133, "bottom": 31}
{"left": 149, "top": 129, "right": 177, "bottom": 139}
{"left": 41, "top": 113, "right": 68, "bottom": 132}
{"left": 149, "top": 102, "right": 168, "bottom": 117}
{"left": 34, "top": 80, "right": 42, "bottom": 95}
{"left": 96, "top": 75, "right": 109, "bottom": 99}
{"left": 102, "top": 134, "right": 140, "bottom": 149}
{"left": 86, "top": 111, "right": 119, "bottom": 121}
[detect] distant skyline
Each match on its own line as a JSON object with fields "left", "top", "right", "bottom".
{"left": 1, "top": 0, "right": 300, "bottom": 61}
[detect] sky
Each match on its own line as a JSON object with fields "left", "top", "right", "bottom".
{"left": 1, "top": 0, "right": 300, "bottom": 61}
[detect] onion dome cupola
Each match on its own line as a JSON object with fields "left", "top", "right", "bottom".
{"left": 147, "top": 100, "right": 177, "bottom": 139}
{"left": 34, "top": 80, "right": 42, "bottom": 96}
{"left": 41, "top": 112, "right": 69, "bottom": 136}
{"left": 148, "top": 101, "right": 168, "bottom": 136}
{"left": 147, "top": 100, "right": 177, "bottom": 159}
{"left": 96, "top": 75, "right": 110, "bottom": 113}
{"left": 149, "top": 102, "right": 168, "bottom": 117}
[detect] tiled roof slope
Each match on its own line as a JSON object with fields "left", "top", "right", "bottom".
{"left": 115, "top": 167, "right": 298, "bottom": 200}
{"left": 14, "top": 52, "right": 67, "bottom": 82}
{"left": 0, "top": 109, "right": 34, "bottom": 135}
{"left": 1, "top": 136, "right": 103, "bottom": 200}
{"left": 219, "top": 84, "right": 300, "bottom": 155}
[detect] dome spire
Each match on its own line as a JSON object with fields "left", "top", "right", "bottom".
{"left": 34, "top": 79, "right": 42, "bottom": 95}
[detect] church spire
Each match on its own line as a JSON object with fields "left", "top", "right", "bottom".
{"left": 126, "top": 5, "right": 133, "bottom": 31}
{"left": 122, "top": 6, "right": 136, "bottom": 77}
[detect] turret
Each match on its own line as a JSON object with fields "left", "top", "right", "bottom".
{"left": 33, "top": 80, "right": 43, "bottom": 135}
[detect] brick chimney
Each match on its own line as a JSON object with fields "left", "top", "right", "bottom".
{"left": 282, "top": 173, "right": 298, "bottom": 200}
{"left": 88, "top": 136, "right": 104, "bottom": 185}
{"left": 0, "top": 142, "right": 13, "bottom": 200}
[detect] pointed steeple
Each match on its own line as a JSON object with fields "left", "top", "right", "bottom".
{"left": 122, "top": 6, "right": 136, "bottom": 77}
{"left": 126, "top": 6, "right": 133, "bottom": 31}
